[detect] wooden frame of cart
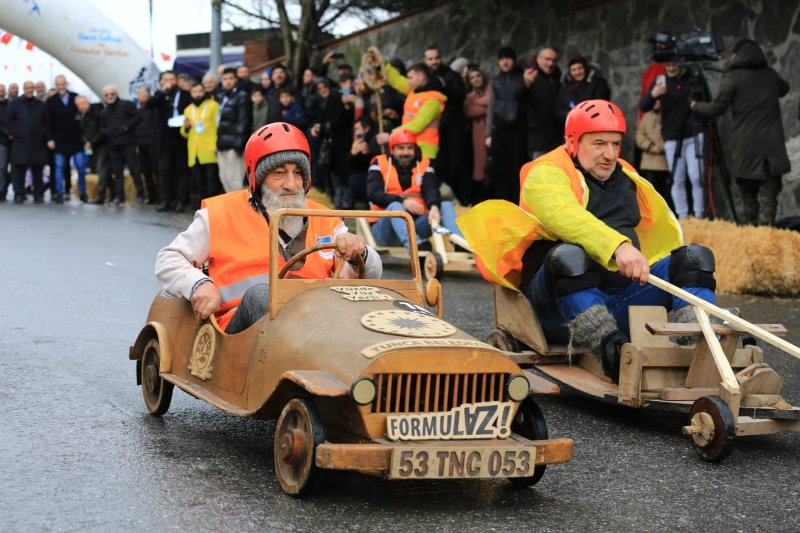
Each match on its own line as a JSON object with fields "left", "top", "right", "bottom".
{"left": 355, "top": 217, "right": 477, "bottom": 281}
{"left": 487, "top": 284, "right": 800, "bottom": 462}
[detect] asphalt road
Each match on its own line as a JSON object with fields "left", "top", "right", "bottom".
{"left": 2, "top": 201, "right": 799, "bottom": 532}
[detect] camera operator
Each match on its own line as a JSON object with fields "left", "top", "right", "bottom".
{"left": 691, "top": 39, "right": 790, "bottom": 226}
{"left": 639, "top": 54, "right": 706, "bottom": 219}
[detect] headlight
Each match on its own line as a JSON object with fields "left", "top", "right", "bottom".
{"left": 506, "top": 374, "right": 530, "bottom": 402}
{"left": 351, "top": 377, "right": 376, "bottom": 405}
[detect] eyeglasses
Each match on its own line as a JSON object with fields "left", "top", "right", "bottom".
{"left": 104, "top": 93, "right": 116, "bottom": 96}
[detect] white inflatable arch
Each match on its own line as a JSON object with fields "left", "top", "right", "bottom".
{"left": 2, "top": 0, "right": 159, "bottom": 98}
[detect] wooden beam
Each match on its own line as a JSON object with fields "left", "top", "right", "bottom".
{"left": 660, "top": 387, "right": 718, "bottom": 401}
{"left": 735, "top": 416, "right": 800, "bottom": 436}
{"left": 618, "top": 344, "right": 642, "bottom": 407}
{"left": 648, "top": 275, "right": 800, "bottom": 359}
{"left": 646, "top": 322, "right": 787, "bottom": 337}
{"left": 694, "top": 306, "right": 741, "bottom": 418}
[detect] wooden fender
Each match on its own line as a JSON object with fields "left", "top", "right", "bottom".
{"left": 129, "top": 322, "right": 173, "bottom": 374}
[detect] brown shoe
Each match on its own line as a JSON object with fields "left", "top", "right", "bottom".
{"left": 90, "top": 195, "right": 104, "bottom": 205}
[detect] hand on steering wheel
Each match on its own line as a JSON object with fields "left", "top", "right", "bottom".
{"left": 278, "top": 242, "right": 365, "bottom": 279}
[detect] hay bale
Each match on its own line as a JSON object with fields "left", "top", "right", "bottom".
{"left": 680, "top": 218, "right": 800, "bottom": 296}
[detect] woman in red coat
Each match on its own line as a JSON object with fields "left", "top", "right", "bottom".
{"left": 463, "top": 66, "right": 490, "bottom": 203}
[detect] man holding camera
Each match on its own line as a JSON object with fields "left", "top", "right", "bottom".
{"left": 691, "top": 39, "right": 790, "bottom": 226}
{"left": 639, "top": 55, "right": 706, "bottom": 219}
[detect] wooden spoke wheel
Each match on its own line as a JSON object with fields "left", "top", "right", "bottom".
{"left": 509, "top": 397, "right": 548, "bottom": 487}
{"left": 687, "top": 396, "right": 736, "bottom": 462}
{"left": 140, "top": 338, "right": 174, "bottom": 416}
{"left": 274, "top": 399, "right": 325, "bottom": 496}
{"left": 424, "top": 251, "right": 444, "bottom": 281}
{"left": 486, "top": 329, "right": 520, "bottom": 353}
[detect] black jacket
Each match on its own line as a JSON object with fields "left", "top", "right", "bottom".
{"left": 317, "top": 90, "right": 354, "bottom": 177}
{"left": 554, "top": 70, "right": 611, "bottom": 125}
{"left": 101, "top": 98, "right": 140, "bottom": 148}
{"left": 135, "top": 106, "right": 157, "bottom": 146}
{"left": 217, "top": 87, "right": 252, "bottom": 152}
{"left": 46, "top": 91, "right": 83, "bottom": 154}
{"left": 526, "top": 67, "right": 561, "bottom": 152}
{"left": 693, "top": 42, "right": 790, "bottom": 179}
{"left": 433, "top": 65, "right": 466, "bottom": 130}
{"left": 488, "top": 67, "right": 527, "bottom": 131}
{"left": 639, "top": 68, "right": 704, "bottom": 141}
{"left": 78, "top": 104, "right": 105, "bottom": 148}
{"left": 146, "top": 88, "right": 190, "bottom": 150}
{"left": 0, "top": 99, "right": 11, "bottom": 147}
{"left": 7, "top": 96, "right": 50, "bottom": 165}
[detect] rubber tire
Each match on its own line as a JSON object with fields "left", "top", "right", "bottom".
{"left": 424, "top": 251, "right": 444, "bottom": 281}
{"left": 508, "top": 397, "right": 548, "bottom": 486}
{"left": 140, "top": 338, "right": 174, "bottom": 416}
{"left": 274, "top": 399, "right": 325, "bottom": 496}
{"left": 688, "top": 395, "right": 736, "bottom": 462}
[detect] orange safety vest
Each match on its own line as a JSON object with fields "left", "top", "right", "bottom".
{"left": 369, "top": 154, "right": 431, "bottom": 222}
{"left": 403, "top": 90, "right": 447, "bottom": 149}
{"left": 202, "top": 189, "right": 343, "bottom": 329}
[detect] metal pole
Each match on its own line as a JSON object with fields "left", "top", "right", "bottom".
{"left": 210, "top": 0, "right": 223, "bottom": 74}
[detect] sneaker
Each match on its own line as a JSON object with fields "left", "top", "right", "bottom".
{"left": 64, "top": 193, "right": 71, "bottom": 201}
{"left": 114, "top": 198, "right": 124, "bottom": 207}
{"left": 599, "top": 330, "right": 629, "bottom": 382}
{"left": 53, "top": 194, "right": 64, "bottom": 204}
{"left": 80, "top": 193, "right": 89, "bottom": 203}
{"left": 133, "top": 197, "right": 145, "bottom": 208}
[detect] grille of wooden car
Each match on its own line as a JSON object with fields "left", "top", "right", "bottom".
{"left": 371, "top": 373, "right": 511, "bottom": 414}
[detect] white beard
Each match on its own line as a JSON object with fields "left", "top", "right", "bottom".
{"left": 261, "top": 185, "right": 306, "bottom": 238}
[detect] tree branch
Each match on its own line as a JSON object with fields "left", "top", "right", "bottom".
{"left": 318, "top": 0, "right": 358, "bottom": 29}
{"left": 220, "top": 0, "right": 280, "bottom": 25}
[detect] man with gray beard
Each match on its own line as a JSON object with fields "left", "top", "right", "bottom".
{"left": 155, "top": 122, "right": 382, "bottom": 334}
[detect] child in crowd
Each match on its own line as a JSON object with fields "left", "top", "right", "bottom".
{"left": 279, "top": 87, "right": 308, "bottom": 130}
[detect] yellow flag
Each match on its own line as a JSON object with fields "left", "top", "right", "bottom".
{"left": 456, "top": 200, "right": 542, "bottom": 291}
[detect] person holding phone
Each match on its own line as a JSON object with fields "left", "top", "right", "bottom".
{"left": 639, "top": 55, "right": 706, "bottom": 219}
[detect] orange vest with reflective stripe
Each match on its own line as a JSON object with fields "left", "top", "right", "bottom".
{"left": 403, "top": 90, "right": 446, "bottom": 149}
{"left": 202, "top": 190, "right": 342, "bottom": 328}
{"left": 369, "top": 154, "right": 431, "bottom": 222}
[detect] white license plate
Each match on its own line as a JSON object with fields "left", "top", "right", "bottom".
{"left": 389, "top": 445, "right": 536, "bottom": 479}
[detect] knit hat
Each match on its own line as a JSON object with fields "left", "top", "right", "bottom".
{"left": 450, "top": 57, "right": 469, "bottom": 74}
{"left": 497, "top": 46, "right": 517, "bottom": 61}
{"left": 254, "top": 149, "right": 311, "bottom": 191}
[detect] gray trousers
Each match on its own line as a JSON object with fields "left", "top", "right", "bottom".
{"left": 225, "top": 283, "right": 270, "bottom": 334}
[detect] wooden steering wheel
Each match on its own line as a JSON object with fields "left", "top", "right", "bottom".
{"left": 277, "top": 242, "right": 365, "bottom": 279}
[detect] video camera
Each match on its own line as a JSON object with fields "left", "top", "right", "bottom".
{"left": 651, "top": 29, "right": 724, "bottom": 64}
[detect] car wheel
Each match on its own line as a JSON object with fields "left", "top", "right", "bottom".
{"left": 486, "top": 329, "right": 520, "bottom": 353}
{"left": 274, "top": 399, "right": 325, "bottom": 496}
{"left": 140, "top": 338, "right": 174, "bottom": 416}
{"left": 424, "top": 251, "right": 444, "bottom": 281}
{"left": 509, "top": 397, "right": 548, "bottom": 487}
{"left": 687, "top": 396, "right": 736, "bottom": 462}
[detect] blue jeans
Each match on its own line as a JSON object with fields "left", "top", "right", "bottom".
{"left": 371, "top": 200, "right": 463, "bottom": 248}
{"left": 526, "top": 255, "right": 715, "bottom": 344}
{"left": 54, "top": 151, "right": 88, "bottom": 195}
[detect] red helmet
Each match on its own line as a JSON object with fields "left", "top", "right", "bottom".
{"left": 389, "top": 128, "right": 417, "bottom": 152}
{"left": 244, "top": 122, "right": 312, "bottom": 193}
{"left": 564, "top": 99, "right": 627, "bottom": 157}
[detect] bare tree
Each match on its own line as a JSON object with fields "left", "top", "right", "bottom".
{"left": 220, "top": 0, "right": 426, "bottom": 80}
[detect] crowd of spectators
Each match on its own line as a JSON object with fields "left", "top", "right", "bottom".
{"left": 0, "top": 38, "right": 791, "bottom": 227}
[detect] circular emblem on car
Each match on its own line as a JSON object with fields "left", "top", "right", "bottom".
{"left": 189, "top": 323, "right": 217, "bottom": 380}
{"left": 360, "top": 310, "right": 456, "bottom": 338}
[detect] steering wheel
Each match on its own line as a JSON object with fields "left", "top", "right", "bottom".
{"left": 277, "top": 242, "right": 365, "bottom": 279}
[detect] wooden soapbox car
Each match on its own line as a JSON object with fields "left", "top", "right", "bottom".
{"left": 129, "top": 209, "right": 572, "bottom": 495}
{"left": 486, "top": 279, "right": 800, "bottom": 462}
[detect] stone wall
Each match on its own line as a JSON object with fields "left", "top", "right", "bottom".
{"left": 319, "top": 0, "right": 800, "bottom": 216}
